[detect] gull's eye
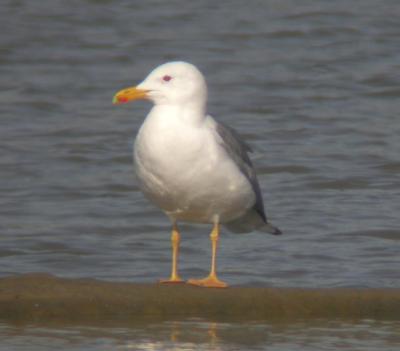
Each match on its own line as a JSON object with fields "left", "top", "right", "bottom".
{"left": 162, "top": 75, "right": 172, "bottom": 82}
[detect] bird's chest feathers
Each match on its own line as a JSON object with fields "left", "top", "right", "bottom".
{"left": 135, "top": 114, "right": 214, "bottom": 187}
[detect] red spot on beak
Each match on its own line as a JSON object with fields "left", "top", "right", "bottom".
{"left": 118, "top": 96, "right": 128, "bottom": 103}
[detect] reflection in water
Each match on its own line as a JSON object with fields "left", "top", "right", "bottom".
{"left": 1, "top": 319, "right": 398, "bottom": 351}
{"left": 118, "top": 320, "right": 400, "bottom": 351}
{"left": 120, "top": 321, "right": 227, "bottom": 350}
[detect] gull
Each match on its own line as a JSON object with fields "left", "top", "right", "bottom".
{"left": 113, "top": 61, "right": 281, "bottom": 288}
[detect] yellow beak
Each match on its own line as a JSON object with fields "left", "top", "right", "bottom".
{"left": 112, "top": 87, "right": 149, "bottom": 105}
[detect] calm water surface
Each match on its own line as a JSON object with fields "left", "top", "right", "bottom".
{"left": 1, "top": 319, "right": 399, "bottom": 351}
{"left": 0, "top": 0, "right": 399, "bottom": 349}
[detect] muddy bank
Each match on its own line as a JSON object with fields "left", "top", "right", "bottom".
{"left": 0, "top": 273, "right": 398, "bottom": 323}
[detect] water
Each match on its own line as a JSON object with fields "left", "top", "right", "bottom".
{"left": 0, "top": 0, "right": 399, "bottom": 349}
{"left": 1, "top": 319, "right": 399, "bottom": 351}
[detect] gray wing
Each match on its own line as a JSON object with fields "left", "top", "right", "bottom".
{"left": 215, "top": 121, "right": 267, "bottom": 223}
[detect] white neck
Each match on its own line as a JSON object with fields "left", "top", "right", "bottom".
{"left": 151, "top": 102, "right": 206, "bottom": 126}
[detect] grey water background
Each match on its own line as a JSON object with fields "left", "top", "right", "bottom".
{"left": 1, "top": 0, "right": 399, "bottom": 350}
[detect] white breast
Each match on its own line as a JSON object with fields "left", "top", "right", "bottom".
{"left": 133, "top": 107, "right": 255, "bottom": 224}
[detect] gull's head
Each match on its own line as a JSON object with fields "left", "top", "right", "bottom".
{"left": 113, "top": 61, "right": 207, "bottom": 109}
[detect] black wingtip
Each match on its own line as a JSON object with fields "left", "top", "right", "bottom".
{"left": 263, "top": 222, "right": 282, "bottom": 235}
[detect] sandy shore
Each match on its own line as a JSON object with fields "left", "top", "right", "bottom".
{"left": 0, "top": 273, "right": 398, "bottom": 323}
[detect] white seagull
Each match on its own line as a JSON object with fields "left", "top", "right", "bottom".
{"left": 113, "top": 61, "right": 281, "bottom": 288}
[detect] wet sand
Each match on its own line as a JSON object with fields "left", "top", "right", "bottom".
{"left": 0, "top": 273, "right": 398, "bottom": 323}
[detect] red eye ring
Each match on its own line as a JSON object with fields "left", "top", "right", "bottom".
{"left": 162, "top": 75, "right": 172, "bottom": 82}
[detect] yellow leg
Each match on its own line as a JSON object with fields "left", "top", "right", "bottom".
{"left": 160, "top": 223, "right": 184, "bottom": 284}
{"left": 187, "top": 223, "right": 228, "bottom": 288}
